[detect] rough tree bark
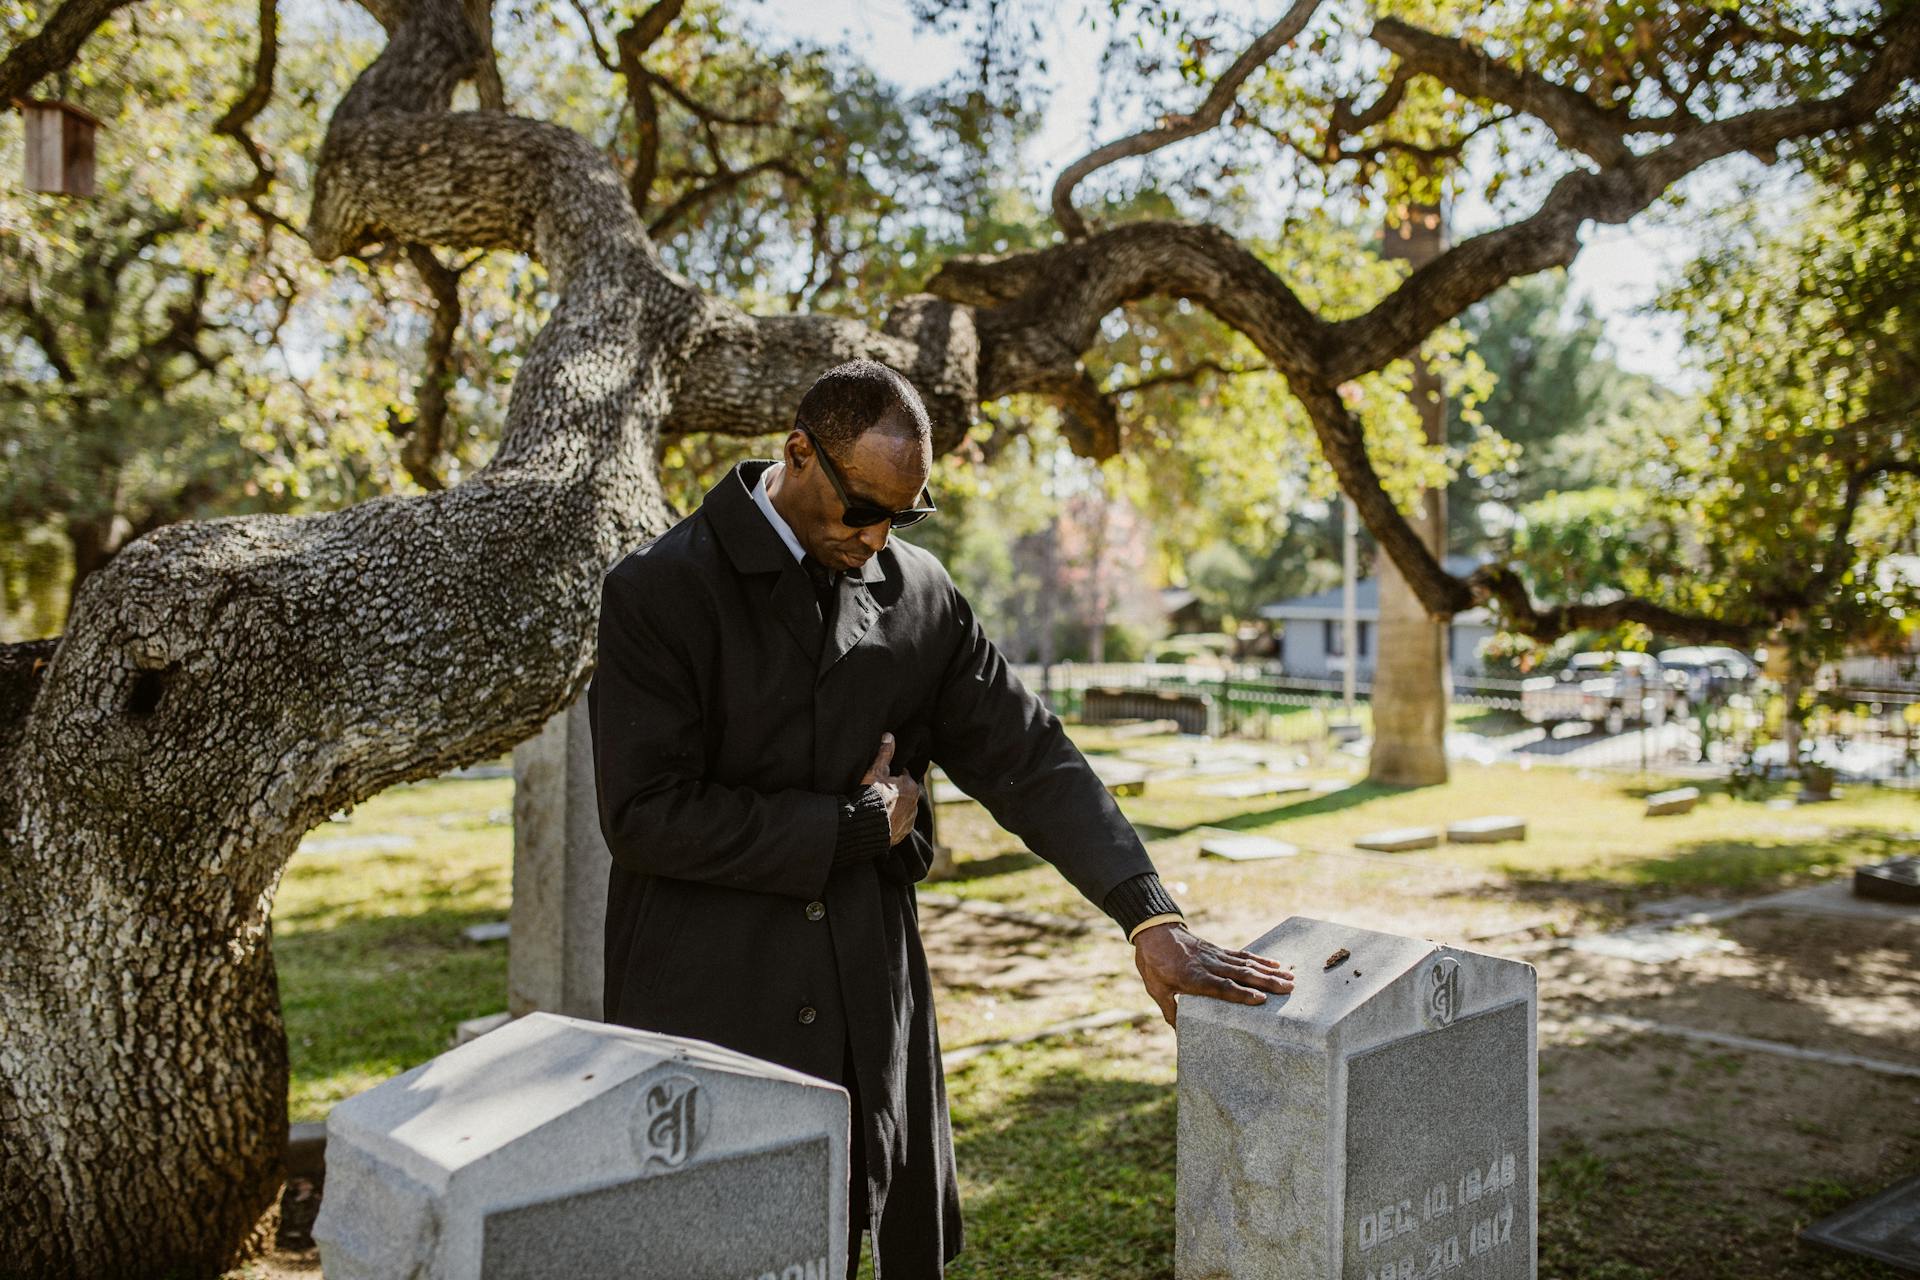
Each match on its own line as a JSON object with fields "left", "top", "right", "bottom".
{"left": 3, "top": 1, "right": 1918, "bottom": 1275}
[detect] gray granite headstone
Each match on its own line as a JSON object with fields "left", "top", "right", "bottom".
{"left": 1176, "top": 917, "right": 1538, "bottom": 1280}
{"left": 509, "top": 694, "right": 608, "bottom": 1020}
{"left": 314, "top": 1011, "right": 849, "bottom": 1280}
{"left": 1801, "top": 1172, "right": 1920, "bottom": 1271}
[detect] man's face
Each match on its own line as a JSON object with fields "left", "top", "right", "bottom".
{"left": 783, "top": 419, "right": 932, "bottom": 573}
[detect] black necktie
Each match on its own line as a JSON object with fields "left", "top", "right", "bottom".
{"left": 800, "top": 553, "right": 838, "bottom": 621}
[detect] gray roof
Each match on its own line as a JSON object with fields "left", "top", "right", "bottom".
{"left": 1257, "top": 557, "right": 1491, "bottom": 625}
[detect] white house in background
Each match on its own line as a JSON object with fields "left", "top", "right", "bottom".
{"left": 1257, "top": 556, "right": 1495, "bottom": 679}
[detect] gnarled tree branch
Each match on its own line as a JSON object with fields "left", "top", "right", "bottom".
{"left": 1326, "top": 8, "right": 1920, "bottom": 384}
{"left": 0, "top": 0, "right": 137, "bottom": 103}
{"left": 1050, "top": 0, "right": 1321, "bottom": 239}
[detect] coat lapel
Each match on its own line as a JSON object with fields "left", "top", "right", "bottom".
{"left": 702, "top": 458, "right": 891, "bottom": 676}
{"left": 818, "top": 554, "right": 886, "bottom": 679}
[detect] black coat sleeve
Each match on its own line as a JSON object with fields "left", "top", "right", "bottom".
{"left": 926, "top": 569, "right": 1158, "bottom": 909}
{"left": 588, "top": 562, "right": 841, "bottom": 900}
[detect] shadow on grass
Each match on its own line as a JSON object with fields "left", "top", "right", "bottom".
{"left": 1207, "top": 779, "right": 1426, "bottom": 832}
{"left": 945, "top": 1059, "right": 1175, "bottom": 1280}
{"left": 275, "top": 903, "right": 509, "bottom": 1116}
{"left": 1454, "top": 708, "right": 1530, "bottom": 736}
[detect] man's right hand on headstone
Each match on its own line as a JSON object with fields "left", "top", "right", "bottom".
{"left": 861, "top": 731, "right": 922, "bottom": 846}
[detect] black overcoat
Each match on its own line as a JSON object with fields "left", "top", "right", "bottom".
{"left": 587, "top": 457, "right": 1157, "bottom": 1277}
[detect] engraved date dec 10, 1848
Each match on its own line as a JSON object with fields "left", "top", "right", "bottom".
{"left": 1355, "top": 1151, "right": 1519, "bottom": 1280}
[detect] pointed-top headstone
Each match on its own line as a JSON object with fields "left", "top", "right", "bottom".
{"left": 1176, "top": 917, "right": 1538, "bottom": 1280}
{"left": 315, "top": 1012, "right": 850, "bottom": 1280}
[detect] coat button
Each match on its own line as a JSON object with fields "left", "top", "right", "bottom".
{"left": 797, "top": 1006, "right": 817, "bottom": 1025}
{"left": 806, "top": 901, "right": 826, "bottom": 921}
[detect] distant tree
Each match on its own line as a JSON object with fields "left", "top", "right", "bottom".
{"left": 1456, "top": 272, "right": 1669, "bottom": 525}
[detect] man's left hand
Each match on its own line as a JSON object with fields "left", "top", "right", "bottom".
{"left": 1132, "top": 922, "right": 1294, "bottom": 1029}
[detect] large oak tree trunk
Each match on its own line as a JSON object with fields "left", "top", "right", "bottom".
{"left": 1368, "top": 203, "right": 1451, "bottom": 787}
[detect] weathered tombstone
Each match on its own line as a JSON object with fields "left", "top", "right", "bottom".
{"left": 509, "top": 692, "right": 608, "bottom": 1020}
{"left": 1177, "top": 917, "right": 1538, "bottom": 1280}
{"left": 1643, "top": 786, "right": 1700, "bottom": 817}
{"left": 1354, "top": 827, "right": 1441, "bottom": 852}
{"left": 315, "top": 1011, "right": 849, "bottom": 1280}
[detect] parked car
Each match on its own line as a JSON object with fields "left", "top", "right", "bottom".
{"left": 1521, "top": 650, "right": 1683, "bottom": 734}
{"left": 1656, "top": 645, "right": 1758, "bottom": 707}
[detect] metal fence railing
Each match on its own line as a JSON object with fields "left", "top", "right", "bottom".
{"left": 1011, "top": 661, "right": 1920, "bottom": 787}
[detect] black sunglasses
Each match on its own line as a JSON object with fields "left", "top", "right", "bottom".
{"left": 800, "top": 427, "right": 938, "bottom": 529}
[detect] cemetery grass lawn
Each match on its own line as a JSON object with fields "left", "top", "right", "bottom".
{"left": 919, "top": 1023, "right": 1182, "bottom": 1280}
{"left": 274, "top": 770, "right": 515, "bottom": 1122}
{"left": 935, "top": 730, "right": 1920, "bottom": 928}
{"left": 263, "top": 733, "right": 1919, "bottom": 1278}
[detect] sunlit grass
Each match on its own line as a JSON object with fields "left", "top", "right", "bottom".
{"left": 275, "top": 769, "right": 514, "bottom": 1121}
{"left": 276, "top": 734, "right": 1916, "bottom": 1121}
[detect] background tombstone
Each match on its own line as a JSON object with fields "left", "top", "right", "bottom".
{"left": 509, "top": 691, "right": 608, "bottom": 1020}
{"left": 314, "top": 1011, "right": 849, "bottom": 1280}
{"left": 1177, "top": 917, "right": 1537, "bottom": 1280}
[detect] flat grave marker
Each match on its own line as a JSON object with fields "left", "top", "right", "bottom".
{"left": 1354, "top": 827, "right": 1442, "bottom": 853}
{"left": 1644, "top": 786, "right": 1700, "bottom": 817}
{"left": 1198, "top": 777, "right": 1312, "bottom": 800}
{"left": 1446, "top": 817, "right": 1527, "bottom": 845}
{"left": 1197, "top": 830, "right": 1300, "bottom": 862}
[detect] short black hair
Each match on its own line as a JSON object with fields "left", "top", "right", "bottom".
{"left": 794, "top": 360, "right": 932, "bottom": 457}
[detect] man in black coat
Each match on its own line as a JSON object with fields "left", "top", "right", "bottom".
{"left": 588, "top": 360, "right": 1292, "bottom": 1278}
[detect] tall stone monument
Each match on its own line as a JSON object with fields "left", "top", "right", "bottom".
{"left": 315, "top": 1012, "right": 850, "bottom": 1280}
{"left": 509, "top": 693, "right": 607, "bottom": 1020}
{"left": 1177, "top": 917, "right": 1537, "bottom": 1280}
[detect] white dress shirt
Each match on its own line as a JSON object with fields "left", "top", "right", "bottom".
{"left": 751, "top": 462, "right": 810, "bottom": 565}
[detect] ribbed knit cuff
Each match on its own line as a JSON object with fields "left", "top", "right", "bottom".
{"left": 1101, "top": 871, "right": 1184, "bottom": 938}
{"left": 831, "top": 783, "right": 893, "bottom": 868}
